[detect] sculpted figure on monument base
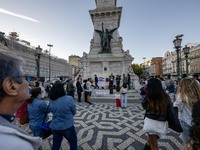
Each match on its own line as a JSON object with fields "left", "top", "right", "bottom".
{"left": 95, "top": 22, "right": 118, "bottom": 53}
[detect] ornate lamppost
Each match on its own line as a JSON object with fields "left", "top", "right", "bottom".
{"left": 35, "top": 45, "right": 42, "bottom": 78}
{"left": 173, "top": 34, "right": 183, "bottom": 79}
{"left": 183, "top": 45, "right": 190, "bottom": 77}
{"left": 47, "top": 44, "right": 53, "bottom": 82}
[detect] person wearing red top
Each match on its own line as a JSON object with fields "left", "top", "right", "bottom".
{"left": 15, "top": 81, "right": 35, "bottom": 126}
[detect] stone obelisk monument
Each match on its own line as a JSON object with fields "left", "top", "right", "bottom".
{"left": 80, "top": 0, "right": 140, "bottom": 89}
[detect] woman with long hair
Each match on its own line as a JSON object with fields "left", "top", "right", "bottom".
{"left": 142, "top": 78, "right": 170, "bottom": 150}
{"left": 174, "top": 78, "right": 200, "bottom": 144}
{"left": 49, "top": 81, "right": 77, "bottom": 150}
{"left": 183, "top": 100, "right": 200, "bottom": 150}
{"left": 28, "top": 87, "right": 48, "bottom": 137}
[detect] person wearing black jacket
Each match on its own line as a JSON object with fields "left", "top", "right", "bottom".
{"left": 109, "top": 73, "right": 115, "bottom": 94}
{"left": 94, "top": 75, "right": 99, "bottom": 89}
{"left": 76, "top": 77, "right": 83, "bottom": 102}
{"left": 142, "top": 78, "right": 170, "bottom": 150}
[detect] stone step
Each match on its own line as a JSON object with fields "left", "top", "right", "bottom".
{"left": 75, "top": 89, "right": 140, "bottom": 100}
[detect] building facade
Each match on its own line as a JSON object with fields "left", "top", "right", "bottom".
{"left": 163, "top": 51, "right": 177, "bottom": 77}
{"left": 189, "top": 44, "right": 200, "bottom": 75}
{"left": 0, "top": 31, "right": 72, "bottom": 82}
{"left": 150, "top": 57, "right": 163, "bottom": 77}
{"left": 162, "top": 43, "right": 200, "bottom": 78}
{"left": 69, "top": 55, "right": 81, "bottom": 78}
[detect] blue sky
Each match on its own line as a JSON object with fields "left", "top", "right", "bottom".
{"left": 0, "top": 0, "right": 200, "bottom": 64}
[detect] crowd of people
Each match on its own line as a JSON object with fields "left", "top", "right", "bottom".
{"left": 1, "top": 51, "right": 200, "bottom": 149}
{"left": 0, "top": 51, "right": 77, "bottom": 150}
{"left": 140, "top": 74, "right": 200, "bottom": 149}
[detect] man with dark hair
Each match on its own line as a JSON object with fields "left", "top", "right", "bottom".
{"left": 193, "top": 73, "right": 200, "bottom": 85}
{"left": 94, "top": 74, "right": 99, "bottom": 89}
{"left": 0, "top": 51, "right": 41, "bottom": 149}
{"left": 109, "top": 73, "right": 115, "bottom": 94}
{"left": 115, "top": 75, "right": 121, "bottom": 92}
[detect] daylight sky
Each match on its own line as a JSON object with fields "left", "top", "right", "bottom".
{"left": 0, "top": 0, "right": 200, "bottom": 64}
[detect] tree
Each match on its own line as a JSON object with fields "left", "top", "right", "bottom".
{"left": 131, "top": 64, "right": 143, "bottom": 77}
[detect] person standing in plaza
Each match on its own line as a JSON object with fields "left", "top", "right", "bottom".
{"left": 160, "top": 77, "right": 167, "bottom": 91}
{"left": 109, "top": 73, "right": 115, "bottom": 94}
{"left": 28, "top": 87, "right": 48, "bottom": 137}
{"left": 115, "top": 75, "right": 121, "bottom": 92}
{"left": 0, "top": 51, "right": 41, "bottom": 149}
{"left": 139, "top": 81, "right": 147, "bottom": 100}
{"left": 120, "top": 82, "right": 128, "bottom": 108}
{"left": 49, "top": 81, "right": 77, "bottom": 150}
{"left": 15, "top": 81, "right": 36, "bottom": 126}
{"left": 122, "top": 74, "right": 127, "bottom": 85}
{"left": 165, "top": 76, "right": 176, "bottom": 102}
{"left": 193, "top": 73, "right": 200, "bottom": 85}
{"left": 142, "top": 78, "right": 170, "bottom": 150}
{"left": 173, "top": 78, "right": 200, "bottom": 144}
{"left": 67, "top": 77, "right": 75, "bottom": 98}
{"left": 127, "top": 73, "right": 131, "bottom": 90}
{"left": 76, "top": 77, "right": 83, "bottom": 102}
{"left": 94, "top": 74, "right": 99, "bottom": 89}
{"left": 84, "top": 78, "right": 93, "bottom": 104}
{"left": 39, "top": 82, "right": 46, "bottom": 99}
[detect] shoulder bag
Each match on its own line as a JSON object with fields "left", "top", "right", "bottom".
{"left": 167, "top": 102, "right": 183, "bottom": 133}
{"left": 39, "top": 104, "right": 52, "bottom": 139}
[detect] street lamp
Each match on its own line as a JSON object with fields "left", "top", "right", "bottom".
{"left": 35, "top": 45, "right": 42, "bottom": 78}
{"left": 47, "top": 44, "right": 53, "bottom": 82}
{"left": 183, "top": 45, "right": 190, "bottom": 77}
{"left": 173, "top": 34, "right": 183, "bottom": 79}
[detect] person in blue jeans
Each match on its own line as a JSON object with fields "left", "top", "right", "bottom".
{"left": 49, "top": 81, "right": 77, "bottom": 150}
{"left": 28, "top": 87, "right": 48, "bottom": 137}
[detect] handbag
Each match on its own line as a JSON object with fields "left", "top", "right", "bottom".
{"left": 39, "top": 104, "right": 52, "bottom": 139}
{"left": 19, "top": 109, "right": 29, "bottom": 125}
{"left": 167, "top": 102, "right": 183, "bottom": 133}
{"left": 40, "top": 121, "right": 52, "bottom": 139}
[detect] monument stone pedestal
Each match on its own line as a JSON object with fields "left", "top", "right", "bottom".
{"left": 80, "top": 0, "right": 140, "bottom": 90}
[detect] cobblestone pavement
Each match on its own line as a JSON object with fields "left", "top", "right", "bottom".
{"left": 21, "top": 100, "right": 183, "bottom": 150}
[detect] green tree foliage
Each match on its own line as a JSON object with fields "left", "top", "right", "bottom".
{"left": 131, "top": 64, "right": 143, "bottom": 77}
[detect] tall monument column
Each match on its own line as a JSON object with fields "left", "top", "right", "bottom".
{"left": 90, "top": 0, "right": 122, "bottom": 55}
{"left": 80, "top": 0, "right": 140, "bottom": 90}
